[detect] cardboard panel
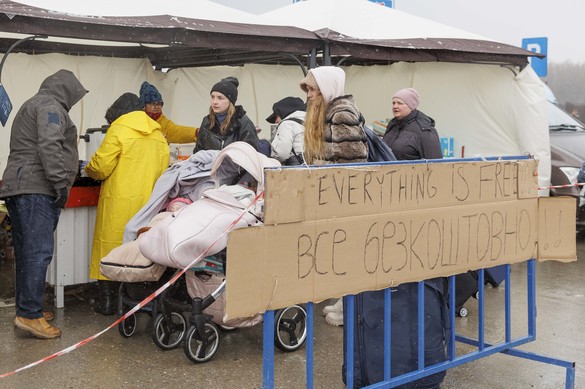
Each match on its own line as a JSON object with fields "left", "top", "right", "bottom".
{"left": 518, "top": 158, "right": 540, "bottom": 199}
{"left": 226, "top": 198, "right": 538, "bottom": 320}
{"left": 537, "top": 196, "right": 577, "bottom": 262}
{"left": 264, "top": 159, "right": 537, "bottom": 225}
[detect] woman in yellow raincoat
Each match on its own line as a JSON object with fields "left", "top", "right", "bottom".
{"left": 85, "top": 93, "right": 170, "bottom": 315}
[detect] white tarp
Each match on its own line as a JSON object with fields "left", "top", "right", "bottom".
{"left": 261, "top": 0, "right": 490, "bottom": 41}
{"left": 0, "top": 54, "right": 550, "bottom": 193}
{"left": 13, "top": 0, "right": 261, "bottom": 21}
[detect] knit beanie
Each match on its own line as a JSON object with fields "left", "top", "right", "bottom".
{"left": 300, "top": 66, "right": 345, "bottom": 104}
{"left": 105, "top": 93, "right": 142, "bottom": 124}
{"left": 211, "top": 76, "right": 239, "bottom": 105}
{"left": 139, "top": 81, "right": 163, "bottom": 108}
{"left": 393, "top": 88, "right": 420, "bottom": 110}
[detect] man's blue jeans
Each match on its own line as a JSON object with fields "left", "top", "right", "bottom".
{"left": 5, "top": 194, "right": 60, "bottom": 319}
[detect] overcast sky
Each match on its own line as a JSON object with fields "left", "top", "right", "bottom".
{"left": 211, "top": 0, "right": 584, "bottom": 64}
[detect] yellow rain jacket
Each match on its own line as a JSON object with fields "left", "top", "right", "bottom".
{"left": 85, "top": 111, "right": 170, "bottom": 280}
{"left": 157, "top": 113, "right": 198, "bottom": 144}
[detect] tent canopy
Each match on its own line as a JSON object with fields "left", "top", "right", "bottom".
{"left": 261, "top": 0, "right": 542, "bottom": 66}
{"left": 0, "top": 0, "right": 540, "bottom": 69}
{"left": 0, "top": 0, "right": 320, "bottom": 69}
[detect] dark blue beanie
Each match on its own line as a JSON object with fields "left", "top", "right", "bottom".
{"left": 139, "top": 81, "right": 163, "bottom": 108}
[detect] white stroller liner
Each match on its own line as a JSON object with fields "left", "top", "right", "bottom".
{"left": 139, "top": 142, "right": 280, "bottom": 269}
{"left": 138, "top": 189, "right": 261, "bottom": 269}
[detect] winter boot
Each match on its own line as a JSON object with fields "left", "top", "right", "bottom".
{"left": 322, "top": 297, "right": 343, "bottom": 316}
{"left": 93, "top": 280, "right": 118, "bottom": 315}
{"left": 14, "top": 316, "right": 61, "bottom": 339}
{"left": 325, "top": 310, "right": 344, "bottom": 326}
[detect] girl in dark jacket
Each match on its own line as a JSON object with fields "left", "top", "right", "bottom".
{"left": 194, "top": 76, "right": 259, "bottom": 153}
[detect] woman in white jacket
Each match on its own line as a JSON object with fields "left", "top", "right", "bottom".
{"left": 266, "top": 96, "right": 306, "bottom": 165}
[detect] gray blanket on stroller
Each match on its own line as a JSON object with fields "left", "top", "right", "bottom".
{"left": 123, "top": 150, "right": 219, "bottom": 242}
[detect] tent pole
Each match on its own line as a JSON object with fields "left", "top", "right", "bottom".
{"left": 0, "top": 35, "right": 47, "bottom": 84}
{"left": 279, "top": 53, "right": 308, "bottom": 75}
{"left": 323, "top": 43, "right": 331, "bottom": 66}
{"left": 309, "top": 48, "right": 317, "bottom": 69}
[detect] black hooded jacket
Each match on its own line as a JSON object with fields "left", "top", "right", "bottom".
{"left": 194, "top": 105, "right": 258, "bottom": 153}
{"left": 383, "top": 110, "right": 443, "bottom": 161}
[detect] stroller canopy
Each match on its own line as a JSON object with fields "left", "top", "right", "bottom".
{"left": 210, "top": 142, "right": 281, "bottom": 193}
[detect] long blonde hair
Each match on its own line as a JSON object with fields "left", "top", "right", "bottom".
{"left": 208, "top": 103, "right": 236, "bottom": 136}
{"left": 303, "top": 94, "right": 327, "bottom": 164}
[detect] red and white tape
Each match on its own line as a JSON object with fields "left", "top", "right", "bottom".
{"left": 538, "top": 182, "right": 585, "bottom": 190}
{"left": 0, "top": 191, "right": 264, "bottom": 379}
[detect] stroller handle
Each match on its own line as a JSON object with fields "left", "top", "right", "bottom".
{"left": 211, "top": 280, "right": 226, "bottom": 300}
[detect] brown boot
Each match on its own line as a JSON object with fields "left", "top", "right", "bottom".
{"left": 43, "top": 311, "right": 55, "bottom": 322}
{"left": 14, "top": 316, "right": 61, "bottom": 339}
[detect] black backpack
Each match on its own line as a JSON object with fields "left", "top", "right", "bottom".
{"left": 363, "top": 124, "right": 396, "bottom": 162}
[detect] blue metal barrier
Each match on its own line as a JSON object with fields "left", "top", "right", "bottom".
{"left": 261, "top": 260, "right": 576, "bottom": 388}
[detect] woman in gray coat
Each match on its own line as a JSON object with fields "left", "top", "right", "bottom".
{"left": 383, "top": 88, "right": 443, "bottom": 161}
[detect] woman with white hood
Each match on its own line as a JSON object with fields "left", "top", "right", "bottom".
{"left": 299, "top": 66, "right": 368, "bottom": 166}
{"left": 299, "top": 66, "right": 368, "bottom": 326}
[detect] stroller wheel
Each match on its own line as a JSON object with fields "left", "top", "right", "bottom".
{"left": 218, "top": 324, "right": 237, "bottom": 332}
{"left": 183, "top": 322, "right": 220, "bottom": 363}
{"left": 118, "top": 311, "right": 137, "bottom": 338}
{"left": 152, "top": 312, "right": 187, "bottom": 350}
{"left": 274, "top": 304, "right": 307, "bottom": 352}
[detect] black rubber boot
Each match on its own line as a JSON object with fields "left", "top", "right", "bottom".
{"left": 93, "top": 280, "right": 118, "bottom": 315}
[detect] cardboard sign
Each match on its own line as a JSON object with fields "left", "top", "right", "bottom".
{"left": 264, "top": 159, "right": 538, "bottom": 225}
{"left": 537, "top": 196, "right": 577, "bottom": 262}
{"left": 224, "top": 159, "right": 574, "bottom": 320}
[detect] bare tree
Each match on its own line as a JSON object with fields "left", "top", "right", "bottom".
{"left": 547, "top": 62, "right": 585, "bottom": 118}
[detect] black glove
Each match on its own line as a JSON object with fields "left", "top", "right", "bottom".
{"left": 52, "top": 187, "right": 69, "bottom": 209}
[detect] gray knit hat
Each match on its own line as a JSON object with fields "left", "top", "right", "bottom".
{"left": 393, "top": 88, "right": 420, "bottom": 110}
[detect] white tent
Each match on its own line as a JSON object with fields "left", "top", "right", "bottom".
{"left": 14, "top": 0, "right": 261, "bottom": 21}
{"left": 261, "top": 0, "right": 488, "bottom": 40}
{"left": 0, "top": 0, "right": 550, "bottom": 193}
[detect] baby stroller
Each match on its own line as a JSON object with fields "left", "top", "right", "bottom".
{"left": 181, "top": 251, "right": 308, "bottom": 363}
{"left": 139, "top": 142, "right": 308, "bottom": 363}
{"left": 117, "top": 269, "right": 190, "bottom": 348}
{"left": 99, "top": 213, "right": 191, "bottom": 349}
{"left": 102, "top": 150, "right": 220, "bottom": 347}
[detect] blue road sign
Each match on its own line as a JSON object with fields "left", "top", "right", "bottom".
{"left": 0, "top": 84, "right": 12, "bottom": 127}
{"left": 369, "top": 0, "right": 394, "bottom": 8}
{"left": 522, "top": 37, "right": 548, "bottom": 77}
